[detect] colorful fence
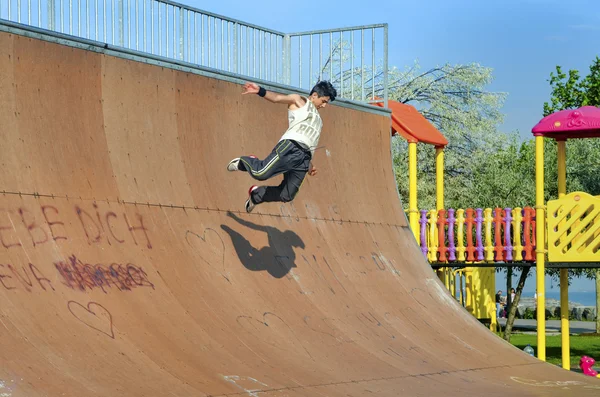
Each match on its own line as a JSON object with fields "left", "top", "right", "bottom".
{"left": 418, "top": 207, "right": 537, "bottom": 264}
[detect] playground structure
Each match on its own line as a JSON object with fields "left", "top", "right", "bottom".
{"left": 1, "top": 1, "right": 600, "bottom": 395}
{"left": 404, "top": 106, "right": 600, "bottom": 370}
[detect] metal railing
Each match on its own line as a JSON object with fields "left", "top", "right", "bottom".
{"left": 0, "top": 0, "right": 388, "bottom": 105}
{"left": 287, "top": 25, "right": 388, "bottom": 104}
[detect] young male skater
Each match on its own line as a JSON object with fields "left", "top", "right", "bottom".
{"left": 227, "top": 80, "right": 337, "bottom": 212}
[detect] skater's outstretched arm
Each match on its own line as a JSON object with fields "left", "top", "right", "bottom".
{"left": 242, "top": 82, "right": 306, "bottom": 110}
{"left": 226, "top": 211, "right": 268, "bottom": 232}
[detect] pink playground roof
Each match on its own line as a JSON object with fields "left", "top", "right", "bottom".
{"left": 532, "top": 106, "right": 600, "bottom": 140}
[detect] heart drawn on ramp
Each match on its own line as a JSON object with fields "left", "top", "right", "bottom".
{"left": 185, "top": 228, "right": 228, "bottom": 281}
{"left": 67, "top": 301, "right": 115, "bottom": 339}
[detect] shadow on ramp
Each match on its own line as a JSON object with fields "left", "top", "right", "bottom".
{"left": 221, "top": 211, "right": 305, "bottom": 278}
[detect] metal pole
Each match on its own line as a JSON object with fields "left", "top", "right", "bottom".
{"left": 180, "top": 7, "right": 184, "bottom": 60}
{"left": 309, "top": 34, "right": 313, "bottom": 87}
{"left": 48, "top": 0, "right": 55, "bottom": 31}
{"left": 227, "top": 22, "right": 231, "bottom": 71}
{"left": 136, "top": 0, "right": 139, "bottom": 50}
{"left": 372, "top": 27, "right": 375, "bottom": 101}
{"left": 207, "top": 15, "right": 212, "bottom": 66}
{"left": 200, "top": 14, "right": 205, "bottom": 65}
{"left": 111, "top": 0, "right": 115, "bottom": 44}
{"left": 234, "top": 22, "right": 238, "bottom": 73}
{"left": 86, "top": 0, "right": 89, "bottom": 38}
{"left": 361, "top": 29, "right": 364, "bottom": 100}
{"left": 158, "top": 2, "right": 162, "bottom": 55}
{"left": 351, "top": 30, "right": 354, "bottom": 100}
{"left": 208, "top": 16, "right": 212, "bottom": 67}
{"left": 221, "top": 19, "right": 224, "bottom": 69}
{"left": 165, "top": 4, "right": 168, "bottom": 57}
{"left": 214, "top": 17, "right": 217, "bottom": 67}
{"left": 246, "top": 26, "right": 250, "bottom": 75}
{"left": 319, "top": 34, "right": 322, "bottom": 82}
{"left": 152, "top": 0, "right": 156, "bottom": 54}
{"left": 383, "top": 25, "right": 388, "bottom": 107}
{"left": 172, "top": 5, "right": 176, "bottom": 59}
{"left": 127, "top": 0, "right": 131, "bottom": 48}
{"left": 96, "top": 0, "right": 99, "bottom": 40}
{"left": 329, "top": 32, "right": 332, "bottom": 80}
{"left": 103, "top": 0, "right": 106, "bottom": 42}
{"left": 299, "top": 36, "right": 302, "bottom": 89}
{"left": 340, "top": 31, "right": 343, "bottom": 97}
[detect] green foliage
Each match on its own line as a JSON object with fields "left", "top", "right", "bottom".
{"left": 543, "top": 56, "right": 600, "bottom": 115}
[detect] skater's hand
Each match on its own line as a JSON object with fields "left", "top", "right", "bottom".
{"left": 242, "top": 82, "right": 260, "bottom": 95}
{"left": 308, "top": 166, "right": 317, "bottom": 176}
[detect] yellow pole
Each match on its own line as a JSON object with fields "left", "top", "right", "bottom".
{"left": 436, "top": 147, "right": 445, "bottom": 283}
{"left": 409, "top": 142, "right": 419, "bottom": 243}
{"left": 436, "top": 147, "right": 444, "bottom": 210}
{"left": 557, "top": 139, "right": 569, "bottom": 370}
{"left": 535, "top": 136, "right": 546, "bottom": 361}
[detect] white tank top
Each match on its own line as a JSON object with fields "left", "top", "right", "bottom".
{"left": 278, "top": 97, "right": 322, "bottom": 156}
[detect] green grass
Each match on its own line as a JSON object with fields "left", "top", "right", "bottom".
{"left": 506, "top": 333, "right": 600, "bottom": 368}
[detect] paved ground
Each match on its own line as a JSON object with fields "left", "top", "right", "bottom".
{"left": 498, "top": 318, "right": 598, "bottom": 334}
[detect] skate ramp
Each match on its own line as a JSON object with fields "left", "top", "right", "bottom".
{"left": 0, "top": 24, "right": 599, "bottom": 397}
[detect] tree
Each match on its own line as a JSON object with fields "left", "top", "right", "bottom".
{"left": 387, "top": 61, "right": 510, "bottom": 210}
{"left": 542, "top": 56, "right": 600, "bottom": 334}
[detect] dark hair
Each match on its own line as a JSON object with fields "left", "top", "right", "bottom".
{"left": 310, "top": 81, "right": 337, "bottom": 102}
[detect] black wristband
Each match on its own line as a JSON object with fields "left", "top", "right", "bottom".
{"left": 258, "top": 86, "right": 267, "bottom": 97}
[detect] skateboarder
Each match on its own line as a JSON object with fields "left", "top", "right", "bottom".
{"left": 227, "top": 80, "right": 337, "bottom": 213}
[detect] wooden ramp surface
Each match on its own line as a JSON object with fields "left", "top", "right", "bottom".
{"left": 0, "top": 28, "right": 599, "bottom": 397}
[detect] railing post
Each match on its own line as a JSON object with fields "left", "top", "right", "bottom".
{"left": 48, "top": 0, "right": 56, "bottom": 31}
{"left": 118, "top": 0, "right": 124, "bottom": 46}
{"left": 179, "top": 7, "right": 184, "bottom": 60}
{"left": 283, "top": 34, "right": 291, "bottom": 86}
{"left": 383, "top": 24, "right": 388, "bottom": 108}
{"left": 233, "top": 22, "right": 238, "bottom": 74}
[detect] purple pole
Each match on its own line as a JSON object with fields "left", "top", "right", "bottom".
{"left": 504, "top": 208, "right": 513, "bottom": 261}
{"left": 475, "top": 208, "right": 484, "bottom": 261}
{"left": 448, "top": 209, "right": 456, "bottom": 261}
{"left": 419, "top": 210, "right": 428, "bottom": 257}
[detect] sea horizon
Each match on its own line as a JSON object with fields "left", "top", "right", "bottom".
{"left": 519, "top": 290, "right": 598, "bottom": 307}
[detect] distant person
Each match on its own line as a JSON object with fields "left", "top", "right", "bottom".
{"left": 496, "top": 290, "right": 504, "bottom": 318}
{"left": 506, "top": 288, "right": 516, "bottom": 316}
{"left": 227, "top": 81, "right": 337, "bottom": 212}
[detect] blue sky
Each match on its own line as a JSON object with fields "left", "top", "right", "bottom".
{"left": 177, "top": 1, "right": 599, "bottom": 292}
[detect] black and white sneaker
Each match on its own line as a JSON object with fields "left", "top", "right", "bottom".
{"left": 245, "top": 185, "right": 259, "bottom": 213}
{"left": 227, "top": 158, "right": 240, "bottom": 171}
